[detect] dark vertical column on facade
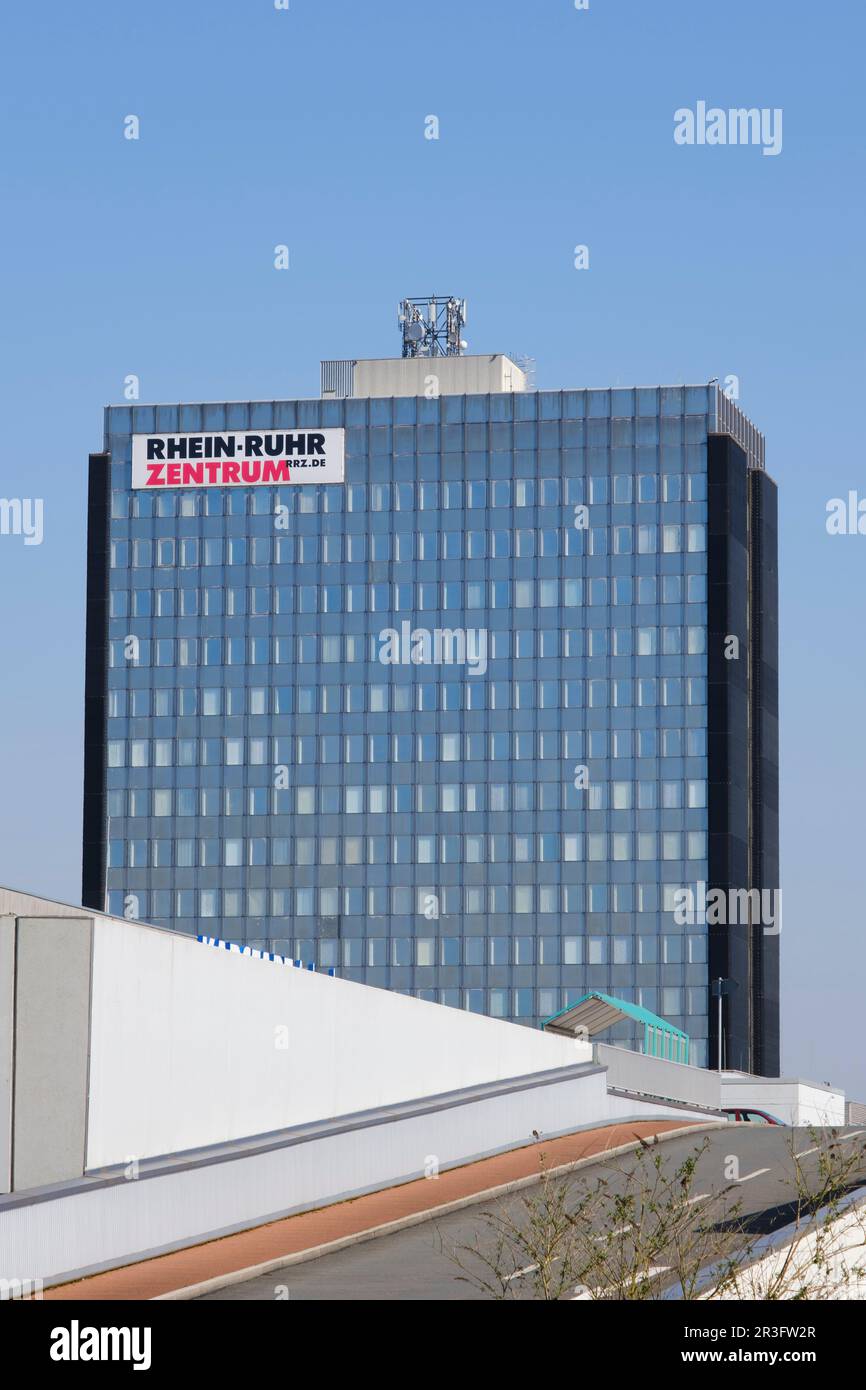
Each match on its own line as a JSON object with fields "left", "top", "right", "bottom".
{"left": 707, "top": 435, "right": 781, "bottom": 1075}
{"left": 749, "top": 468, "right": 780, "bottom": 1075}
{"left": 706, "top": 436, "right": 752, "bottom": 1072}
{"left": 81, "top": 452, "right": 111, "bottom": 911}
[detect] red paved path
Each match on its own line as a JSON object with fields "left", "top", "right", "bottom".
{"left": 44, "top": 1119, "right": 703, "bottom": 1300}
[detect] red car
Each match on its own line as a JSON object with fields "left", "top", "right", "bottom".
{"left": 722, "top": 1107, "right": 783, "bottom": 1125}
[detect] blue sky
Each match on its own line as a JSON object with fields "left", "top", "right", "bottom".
{"left": 1, "top": 0, "right": 863, "bottom": 1093}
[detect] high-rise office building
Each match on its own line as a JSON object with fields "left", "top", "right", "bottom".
{"left": 83, "top": 332, "right": 778, "bottom": 1073}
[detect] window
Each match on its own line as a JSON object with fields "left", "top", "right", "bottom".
{"left": 391, "top": 938, "right": 411, "bottom": 967}
{"left": 441, "top": 937, "right": 460, "bottom": 966}
{"left": 514, "top": 989, "right": 534, "bottom": 1018}
{"left": 687, "top": 524, "right": 706, "bottom": 552}
{"left": 563, "top": 937, "right": 583, "bottom": 966}
{"left": 515, "top": 580, "right": 534, "bottom": 608}
{"left": 489, "top": 989, "right": 508, "bottom": 1018}
{"left": 489, "top": 937, "right": 508, "bottom": 966}
{"left": 662, "top": 988, "right": 683, "bottom": 1016}
{"left": 514, "top": 937, "right": 534, "bottom": 965}
{"left": 515, "top": 479, "right": 535, "bottom": 507}
{"left": 613, "top": 474, "right": 633, "bottom": 504}
{"left": 687, "top": 574, "right": 706, "bottom": 603}
{"left": 687, "top": 780, "right": 706, "bottom": 808}
{"left": 367, "top": 939, "right": 386, "bottom": 968}
{"left": 342, "top": 939, "right": 363, "bottom": 967}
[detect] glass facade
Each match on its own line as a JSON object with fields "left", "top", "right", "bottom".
{"left": 97, "top": 383, "right": 718, "bottom": 1061}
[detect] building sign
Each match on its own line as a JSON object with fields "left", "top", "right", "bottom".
{"left": 131, "top": 430, "right": 345, "bottom": 488}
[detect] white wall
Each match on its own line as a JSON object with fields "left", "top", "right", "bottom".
{"left": 595, "top": 1043, "right": 721, "bottom": 1110}
{"left": 352, "top": 355, "right": 526, "bottom": 399}
{"left": 3, "top": 1067, "right": 714, "bottom": 1289}
{"left": 86, "top": 918, "right": 587, "bottom": 1170}
{"left": 790, "top": 1084, "right": 846, "bottom": 1127}
{"left": 3, "top": 1067, "right": 602, "bottom": 1287}
{"left": 721, "top": 1076, "right": 846, "bottom": 1127}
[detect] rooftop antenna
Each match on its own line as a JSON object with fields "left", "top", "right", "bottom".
{"left": 398, "top": 295, "right": 467, "bottom": 358}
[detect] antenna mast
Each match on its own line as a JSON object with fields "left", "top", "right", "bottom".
{"left": 397, "top": 296, "right": 467, "bottom": 358}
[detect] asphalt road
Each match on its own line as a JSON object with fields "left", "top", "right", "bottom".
{"left": 197, "top": 1125, "right": 866, "bottom": 1301}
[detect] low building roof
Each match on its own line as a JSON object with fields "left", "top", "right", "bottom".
{"left": 542, "top": 991, "right": 689, "bottom": 1042}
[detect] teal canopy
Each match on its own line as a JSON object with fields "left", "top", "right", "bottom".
{"left": 542, "top": 990, "right": 690, "bottom": 1064}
